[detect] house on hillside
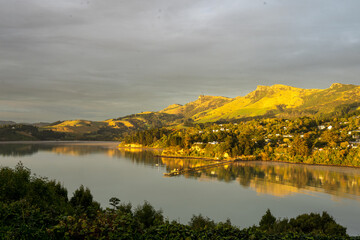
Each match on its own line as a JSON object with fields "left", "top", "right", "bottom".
{"left": 318, "top": 125, "right": 326, "bottom": 130}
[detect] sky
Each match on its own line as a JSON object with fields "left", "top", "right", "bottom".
{"left": 0, "top": 0, "right": 360, "bottom": 123}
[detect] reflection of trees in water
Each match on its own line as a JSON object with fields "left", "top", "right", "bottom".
{"left": 0, "top": 144, "right": 40, "bottom": 157}
{"left": 236, "top": 163, "right": 360, "bottom": 198}
{"left": 48, "top": 145, "right": 108, "bottom": 156}
{"left": 121, "top": 150, "right": 163, "bottom": 166}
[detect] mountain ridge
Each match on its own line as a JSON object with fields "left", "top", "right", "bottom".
{"left": 42, "top": 83, "right": 360, "bottom": 136}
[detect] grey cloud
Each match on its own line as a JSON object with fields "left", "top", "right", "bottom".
{"left": 0, "top": 0, "right": 360, "bottom": 122}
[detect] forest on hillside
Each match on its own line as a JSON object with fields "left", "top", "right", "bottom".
{"left": 122, "top": 111, "right": 360, "bottom": 167}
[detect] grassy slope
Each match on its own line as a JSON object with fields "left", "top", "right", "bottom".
{"left": 160, "top": 95, "right": 232, "bottom": 119}
{"left": 44, "top": 112, "right": 182, "bottom": 135}
{"left": 43, "top": 120, "right": 107, "bottom": 134}
{"left": 195, "top": 84, "right": 320, "bottom": 122}
{"left": 299, "top": 83, "right": 360, "bottom": 112}
{"left": 194, "top": 84, "right": 360, "bottom": 122}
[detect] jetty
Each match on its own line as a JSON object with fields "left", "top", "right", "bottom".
{"left": 163, "top": 159, "right": 238, "bottom": 177}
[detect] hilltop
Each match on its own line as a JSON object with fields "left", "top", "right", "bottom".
{"left": 0, "top": 121, "right": 16, "bottom": 126}
{"left": 160, "top": 95, "right": 232, "bottom": 118}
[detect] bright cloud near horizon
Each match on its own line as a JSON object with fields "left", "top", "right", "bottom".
{"left": 1, "top": 0, "right": 360, "bottom": 122}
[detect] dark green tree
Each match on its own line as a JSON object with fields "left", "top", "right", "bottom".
{"left": 259, "top": 209, "right": 276, "bottom": 231}
{"left": 134, "top": 201, "right": 164, "bottom": 228}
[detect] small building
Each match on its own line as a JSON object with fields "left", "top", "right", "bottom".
{"left": 283, "top": 134, "right": 293, "bottom": 138}
{"left": 318, "top": 125, "right": 326, "bottom": 130}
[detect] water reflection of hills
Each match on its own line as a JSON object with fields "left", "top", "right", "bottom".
{"left": 0, "top": 144, "right": 40, "bottom": 157}
{"left": 159, "top": 158, "right": 360, "bottom": 200}
{"left": 0, "top": 144, "right": 163, "bottom": 167}
{"left": 0, "top": 144, "right": 115, "bottom": 157}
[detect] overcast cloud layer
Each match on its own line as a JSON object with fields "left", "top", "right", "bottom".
{"left": 0, "top": 0, "right": 360, "bottom": 122}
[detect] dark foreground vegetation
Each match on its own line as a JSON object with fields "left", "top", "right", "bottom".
{"left": 0, "top": 163, "right": 354, "bottom": 239}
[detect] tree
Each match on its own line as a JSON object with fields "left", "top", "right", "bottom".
{"left": 290, "top": 137, "right": 310, "bottom": 157}
{"left": 109, "top": 197, "right": 120, "bottom": 209}
{"left": 188, "top": 214, "right": 216, "bottom": 230}
{"left": 321, "top": 131, "right": 339, "bottom": 148}
{"left": 259, "top": 209, "right": 276, "bottom": 230}
{"left": 70, "top": 185, "right": 100, "bottom": 215}
{"left": 134, "top": 201, "right": 163, "bottom": 228}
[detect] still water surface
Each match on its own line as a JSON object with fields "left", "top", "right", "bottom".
{"left": 1, "top": 142, "right": 360, "bottom": 235}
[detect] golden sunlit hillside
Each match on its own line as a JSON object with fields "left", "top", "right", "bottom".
{"left": 194, "top": 84, "right": 322, "bottom": 122}
{"left": 184, "top": 83, "right": 360, "bottom": 122}
{"left": 160, "top": 95, "right": 232, "bottom": 118}
{"left": 43, "top": 120, "right": 106, "bottom": 134}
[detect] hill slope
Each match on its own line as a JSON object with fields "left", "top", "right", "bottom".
{"left": 160, "top": 95, "right": 232, "bottom": 119}
{"left": 188, "top": 83, "right": 360, "bottom": 122}
{"left": 0, "top": 121, "right": 16, "bottom": 126}
{"left": 43, "top": 112, "right": 182, "bottom": 138}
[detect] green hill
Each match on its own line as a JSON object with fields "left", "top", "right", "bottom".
{"left": 160, "top": 95, "right": 232, "bottom": 119}
{"left": 187, "top": 83, "right": 360, "bottom": 122}
{"left": 43, "top": 112, "right": 182, "bottom": 138}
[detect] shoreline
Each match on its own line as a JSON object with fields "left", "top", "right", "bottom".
{"left": 154, "top": 155, "right": 220, "bottom": 162}
{"left": 129, "top": 146, "right": 360, "bottom": 169}
{"left": 158, "top": 154, "right": 360, "bottom": 169}
{"left": 118, "top": 146, "right": 164, "bottom": 151}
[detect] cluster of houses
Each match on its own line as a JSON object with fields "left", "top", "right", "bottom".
{"left": 194, "top": 141, "right": 219, "bottom": 145}
{"left": 191, "top": 120, "right": 360, "bottom": 149}
{"left": 349, "top": 130, "right": 360, "bottom": 148}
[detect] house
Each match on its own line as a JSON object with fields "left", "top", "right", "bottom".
{"left": 283, "top": 134, "right": 293, "bottom": 138}
{"left": 318, "top": 125, "right": 326, "bottom": 130}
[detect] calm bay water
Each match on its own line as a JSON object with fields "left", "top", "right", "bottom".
{"left": 1, "top": 142, "right": 360, "bottom": 235}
